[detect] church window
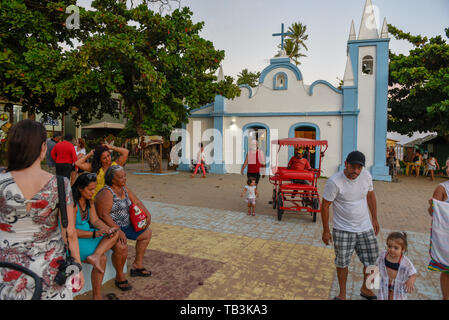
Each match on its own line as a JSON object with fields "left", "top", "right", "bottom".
{"left": 273, "top": 72, "right": 288, "bottom": 90}
{"left": 362, "top": 55, "right": 374, "bottom": 75}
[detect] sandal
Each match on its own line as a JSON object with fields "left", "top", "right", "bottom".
{"left": 360, "top": 292, "right": 377, "bottom": 300}
{"left": 115, "top": 279, "right": 132, "bottom": 291}
{"left": 106, "top": 293, "right": 120, "bottom": 300}
{"left": 130, "top": 268, "right": 152, "bottom": 277}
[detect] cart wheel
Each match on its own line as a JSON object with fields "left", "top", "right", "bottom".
{"left": 277, "top": 192, "right": 284, "bottom": 221}
{"left": 312, "top": 198, "right": 319, "bottom": 210}
{"left": 312, "top": 198, "right": 319, "bottom": 223}
{"left": 272, "top": 189, "right": 277, "bottom": 209}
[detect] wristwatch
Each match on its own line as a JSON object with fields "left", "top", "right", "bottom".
{"left": 92, "top": 230, "right": 96, "bottom": 238}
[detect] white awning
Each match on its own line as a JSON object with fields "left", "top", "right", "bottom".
{"left": 81, "top": 122, "right": 125, "bottom": 129}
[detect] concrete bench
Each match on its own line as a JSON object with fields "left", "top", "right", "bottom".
{"left": 73, "top": 250, "right": 127, "bottom": 296}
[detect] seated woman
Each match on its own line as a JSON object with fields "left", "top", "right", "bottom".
{"left": 72, "top": 173, "right": 124, "bottom": 300}
{"left": 75, "top": 143, "right": 129, "bottom": 198}
{"left": 95, "top": 165, "right": 152, "bottom": 292}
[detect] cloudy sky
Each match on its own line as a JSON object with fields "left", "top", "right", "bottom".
{"left": 78, "top": 0, "right": 448, "bottom": 86}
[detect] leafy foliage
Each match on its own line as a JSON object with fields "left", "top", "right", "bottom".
{"left": 236, "top": 68, "right": 260, "bottom": 87}
{"left": 1, "top": 0, "right": 241, "bottom": 137}
{"left": 388, "top": 25, "right": 449, "bottom": 140}
{"left": 282, "top": 22, "right": 308, "bottom": 66}
{"left": 0, "top": 0, "right": 81, "bottom": 120}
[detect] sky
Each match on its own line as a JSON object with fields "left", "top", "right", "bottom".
{"left": 78, "top": 0, "right": 449, "bottom": 86}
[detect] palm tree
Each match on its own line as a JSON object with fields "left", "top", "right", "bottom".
{"left": 283, "top": 22, "right": 309, "bottom": 66}
{"left": 237, "top": 69, "right": 261, "bottom": 87}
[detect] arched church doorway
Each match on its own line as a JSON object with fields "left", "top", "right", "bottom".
{"left": 292, "top": 124, "right": 318, "bottom": 168}
{"left": 242, "top": 123, "right": 270, "bottom": 174}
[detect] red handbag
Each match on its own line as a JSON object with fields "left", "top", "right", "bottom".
{"left": 129, "top": 203, "right": 148, "bottom": 232}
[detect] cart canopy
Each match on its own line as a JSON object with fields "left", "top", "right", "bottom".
{"left": 271, "top": 138, "right": 328, "bottom": 148}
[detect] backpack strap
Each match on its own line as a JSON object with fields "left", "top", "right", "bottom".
{"left": 56, "top": 175, "right": 68, "bottom": 228}
{"left": 56, "top": 175, "right": 72, "bottom": 258}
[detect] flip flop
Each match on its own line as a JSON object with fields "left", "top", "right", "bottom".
{"left": 106, "top": 293, "right": 120, "bottom": 300}
{"left": 115, "top": 279, "right": 132, "bottom": 291}
{"left": 130, "top": 268, "right": 152, "bottom": 277}
{"left": 360, "top": 292, "right": 377, "bottom": 300}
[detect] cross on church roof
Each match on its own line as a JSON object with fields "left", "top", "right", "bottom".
{"left": 272, "top": 23, "right": 293, "bottom": 50}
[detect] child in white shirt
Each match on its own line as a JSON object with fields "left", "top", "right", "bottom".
{"left": 241, "top": 177, "right": 258, "bottom": 216}
{"left": 375, "top": 232, "right": 417, "bottom": 300}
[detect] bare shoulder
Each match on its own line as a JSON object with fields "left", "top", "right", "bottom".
{"left": 432, "top": 184, "right": 447, "bottom": 201}
{"left": 95, "top": 188, "right": 112, "bottom": 203}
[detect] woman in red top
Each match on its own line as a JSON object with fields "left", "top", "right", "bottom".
{"left": 241, "top": 140, "right": 266, "bottom": 185}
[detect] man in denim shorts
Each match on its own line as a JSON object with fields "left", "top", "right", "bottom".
{"left": 321, "top": 151, "right": 380, "bottom": 300}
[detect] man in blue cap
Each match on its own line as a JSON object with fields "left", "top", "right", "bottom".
{"left": 321, "top": 150, "right": 380, "bottom": 300}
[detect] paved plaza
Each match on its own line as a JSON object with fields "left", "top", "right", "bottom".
{"left": 76, "top": 166, "right": 447, "bottom": 300}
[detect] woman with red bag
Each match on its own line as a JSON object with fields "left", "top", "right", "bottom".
{"left": 95, "top": 165, "right": 152, "bottom": 292}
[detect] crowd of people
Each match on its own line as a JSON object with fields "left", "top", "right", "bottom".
{"left": 239, "top": 141, "right": 449, "bottom": 301}
{"left": 0, "top": 119, "right": 152, "bottom": 300}
{"left": 1, "top": 119, "right": 449, "bottom": 301}
{"left": 388, "top": 146, "right": 444, "bottom": 181}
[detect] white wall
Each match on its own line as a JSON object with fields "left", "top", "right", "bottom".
{"left": 185, "top": 118, "right": 214, "bottom": 162}
{"left": 357, "top": 46, "right": 376, "bottom": 169}
{"left": 226, "top": 68, "right": 343, "bottom": 114}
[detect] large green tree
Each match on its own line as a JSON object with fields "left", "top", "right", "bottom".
{"left": 237, "top": 68, "right": 260, "bottom": 87}
{"left": 1, "top": 0, "right": 240, "bottom": 137}
{"left": 0, "top": 0, "right": 83, "bottom": 120}
{"left": 388, "top": 25, "right": 449, "bottom": 141}
{"left": 59, "top": 0, "right": 240, "bottom": 136}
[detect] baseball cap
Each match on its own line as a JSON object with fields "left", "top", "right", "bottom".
{"left": 346, "top": 151, "right": 365, "bottom": 167}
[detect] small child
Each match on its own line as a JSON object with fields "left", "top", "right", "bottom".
{"left": 428, "top": 153, "right": 440, "bottom": 181}
{"left": 241, "top": 177, "right": 258, "bottom": 216}
{"left": 376, "top": 232, "right": 417, "bottom": 300}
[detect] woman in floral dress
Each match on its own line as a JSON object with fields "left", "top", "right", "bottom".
{"left": 0, "top": 119, "right": 84, "bottom": 300}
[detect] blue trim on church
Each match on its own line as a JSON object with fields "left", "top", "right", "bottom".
{"left": 309, "top": 80, "right": 343, "bottom": 95}
{"left": 189, "top": 102, "right": 214, "bottom": 114}
{"left": 371, "top": 41, "right": 391, "bottom": 181}
{"left": 340, "top": 85, "right": 358, "bottom": 171}
{"left": 211, "top": 95, "right": 226, "bottom": 174}
{"left": 239, "top": 84, "right": 253, "bottom": 98}
{"left": 189, "top": 110, "right": 360, "bottom": 118}
{"left": 259, "top": 62, "right": 302, "bottom": 84}
{"left": 177, "top": 122, "right": 190, "bottom": 172}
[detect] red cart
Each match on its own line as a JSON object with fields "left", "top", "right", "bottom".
{"left": 269, "top": 138, "right": 328, "bottom": 222}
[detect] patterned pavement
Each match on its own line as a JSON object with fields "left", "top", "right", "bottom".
{"left": 73, "top": 167, "right": 449, "bottom": 300}
{"left": 76, "top": 199, "right": 443, "bottom": 300}
{"left": 146, "top": 200, "right": 442, "bottom": 300}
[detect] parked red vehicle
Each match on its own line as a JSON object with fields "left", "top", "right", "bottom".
{"left": 269, "top": 138, "right": 328, "bottom": 222}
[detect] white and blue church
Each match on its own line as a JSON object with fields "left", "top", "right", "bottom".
{"left": 178, "top": 0, "right": 392, "bottom": 181}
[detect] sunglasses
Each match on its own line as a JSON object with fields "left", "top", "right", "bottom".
{"left": 85, "top": 173, "right": 97, "bottom": 181}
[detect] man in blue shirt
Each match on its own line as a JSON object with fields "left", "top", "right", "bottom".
{"left": 45, "top": 132, "right": 62, "bottom": 174}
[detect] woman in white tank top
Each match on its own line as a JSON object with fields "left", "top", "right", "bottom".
{"left": 428, "top": 159, "right": 449, "bottom": 300}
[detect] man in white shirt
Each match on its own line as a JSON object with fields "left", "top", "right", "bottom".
{"left": 321, "top": 151, "right": 380, "bottom": 300}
